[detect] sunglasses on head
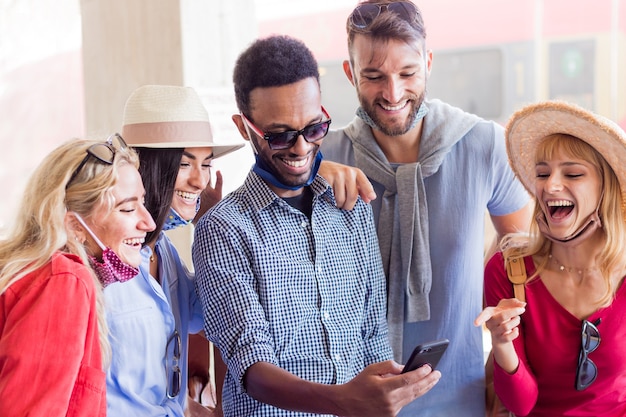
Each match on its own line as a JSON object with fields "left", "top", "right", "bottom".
{"left": 349, "top": 1, "right": 420, "bottom": 29}
{"left": 575, "top": 318, "right": 601, "bottom": 391}
{"left": 241, "top": 107, "right": 332, "bottom": 150}
{"left": 66, "top": 133, "right": 128, "bottom": 189}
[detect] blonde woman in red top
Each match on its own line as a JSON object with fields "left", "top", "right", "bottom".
{"left": 0, "top": 135, "right": 155, "bottom": 417}
{"left": 476, "top": 102, "right": 626, "bottom": 416}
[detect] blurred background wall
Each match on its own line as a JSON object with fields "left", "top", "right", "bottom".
{"left": 1, "top": 0, "right": 625, "bottom": 235}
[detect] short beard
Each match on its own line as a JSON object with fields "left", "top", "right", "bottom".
{"left": 360, "top": 90, "right": 426, "bottom": 136}
{"left": 254, "top": 136, "right": 320, "bottom": 188}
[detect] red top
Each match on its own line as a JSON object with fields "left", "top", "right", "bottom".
{"left": 0, "top": 252, "right": 106, "bottom": 417}
{"left": 485, "top": 252, "right": 626, "bottom": 417}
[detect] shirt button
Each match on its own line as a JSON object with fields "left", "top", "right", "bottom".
{"left": 323, "top": 311, "right": 330, "bottom": 320}
{"left": 334, "top": 354, "right": 341, "bottom": 362}
{"left": 300, "top": 221, "right": 307, "bottom": 228}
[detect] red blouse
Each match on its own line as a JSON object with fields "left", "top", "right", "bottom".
{"left": 0, "top": 252, "right": 106, "bottom": 417}
{"left": 485, "top": 252, "right": 626, "bottom": 417}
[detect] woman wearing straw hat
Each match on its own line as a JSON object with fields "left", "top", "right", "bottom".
{"left": 475, "top": 101, "right": 626, "bottom": 416}
{"left": 103, "top": 85, "right": 245, "bottom": 417}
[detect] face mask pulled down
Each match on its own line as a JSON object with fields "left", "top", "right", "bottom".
{"left": 73, "top": 212, "right": 139, "bottom": 287}
{"left": 536, "top": 208, "right": 603, "bottom": 247}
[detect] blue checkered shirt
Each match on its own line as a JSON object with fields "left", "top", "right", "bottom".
{"left": 193, "top": 171, "right": 392, "bottom": 417}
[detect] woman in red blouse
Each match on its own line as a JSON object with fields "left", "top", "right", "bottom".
{"left": 0, "top": 135, "right": 154, "bottom": 417}
{"left": 476, "top": 101, "right": 626, "bottom": 416}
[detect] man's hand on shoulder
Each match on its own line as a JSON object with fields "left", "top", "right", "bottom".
{"left": 318, "top": 160, "right": 376, "bottom": 210}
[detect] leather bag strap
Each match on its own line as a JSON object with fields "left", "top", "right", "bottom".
{"left": 505, "top": 256, "right": 527, "bottom": 303}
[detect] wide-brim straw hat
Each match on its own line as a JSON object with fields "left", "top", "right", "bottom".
{"left": 122, "top": 85, "right": 245, "bottom": 159}
{"left": 506, "top": 100, "right": 626, "bottom": 208}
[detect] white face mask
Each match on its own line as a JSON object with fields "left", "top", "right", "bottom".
{"left": 73, "top": 212, "right": 139, "bottom": 287}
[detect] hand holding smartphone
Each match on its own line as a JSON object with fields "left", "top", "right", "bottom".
{"left": 401, "top": 339, "right": 449, "bottom": 374}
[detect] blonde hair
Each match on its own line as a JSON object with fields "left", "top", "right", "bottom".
{"left": 0, "top": 138, "right": 140, "bottom": 365}
{"left": 502, "top": 133, "right": 626, "bottom": 305}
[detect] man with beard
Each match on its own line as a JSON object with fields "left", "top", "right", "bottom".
{"left": 321, "top": 1, "right": 533, "bottom": 416}
{"left": 192, "top": 35, "right": 440, "bottom": 417}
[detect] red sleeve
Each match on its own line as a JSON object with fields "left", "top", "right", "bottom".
{"left": 0, "top": 259, "right": 96, "bottom": 417}
{"left": 484, "top": 251, "right": 513, "bottom": 307}
{"left": 484, "top": 252, "right": 539, "bottom": 416}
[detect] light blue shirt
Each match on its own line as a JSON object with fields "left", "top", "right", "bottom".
{"left": 193, "top": 172, "right": 393, "bottom": 417}
{"left": 321, "top": 100, "right": 530, "bottom": 417}
{"left": 105, "top": 233, "right": 203, "bottom": 417}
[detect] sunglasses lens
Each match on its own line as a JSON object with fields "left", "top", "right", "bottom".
{"left": 173, "top": 336, "right": 181, "bottom": 357}
{"left": 582, "top": 321, "right": 600, "bottom": 352}
{"left": 88, "top": 143, "right": 115, "bottom": 164}
{"left": 108, "top": 133, "right": 128, "bottom": 150}
{"left": 576, "top": 357, "right": 597, "bottom": 390}
{"left": 169, "top": 366, "right": 181, "bottom": 397}
{"left": 268, "top": 132, "right": 298, "bottom": 150}
{"left": 303, "top": 121, "right": 331, "bottom": 142}
{"left": 350, "top": 4, "right": 381, "bottom": 28}
{"left": 166, "top": 331, "right": 182, "bottom": 398}
{"left": 388, "top": 2, "right": 418, "bottom": 20}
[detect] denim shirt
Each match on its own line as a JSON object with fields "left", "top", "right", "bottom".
{"left": 105, "top": 233, "right": 203, "bottom": 417}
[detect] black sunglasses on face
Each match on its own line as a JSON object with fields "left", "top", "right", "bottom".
{"left": 166, "top": 330, "right": 182, "bottom": 399}
{"left": 241, "top": 107, "right": 332, "bottom": 150}
{"left": 575, "top": 318, "right": 601, "bottom": 391}
{"left": 349, "top": 1, "right": 420, "bottom": 29}
{"left": 66, "top": 133, "right": 128, "bottom": 189}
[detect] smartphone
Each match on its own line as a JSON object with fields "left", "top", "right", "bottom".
{"left": 401, "top": 339, "right": 449, "bottom": 373}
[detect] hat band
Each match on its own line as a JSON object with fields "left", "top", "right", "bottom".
{"left": 122, "top": 121, "right": 214, "bottom": 146}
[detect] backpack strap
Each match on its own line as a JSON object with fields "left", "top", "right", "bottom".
{"left": 505, "top": 256, "right": 527, "bottom": 303}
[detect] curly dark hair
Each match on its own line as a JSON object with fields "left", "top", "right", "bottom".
{"left": 233, "top": 35, "right": 320, "bottom": 119}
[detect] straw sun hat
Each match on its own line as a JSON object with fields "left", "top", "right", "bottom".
{"left": 505, "top": 100, "right": 626, "bottom": 209}
{"left": 122, "top": 85, "right": 245, "bottom": 159}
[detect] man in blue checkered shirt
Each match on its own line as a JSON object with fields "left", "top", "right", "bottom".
{"left": 192, "top": 35, "right": 441, "bottom": 417}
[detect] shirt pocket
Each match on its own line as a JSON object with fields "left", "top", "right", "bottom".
{"left": 66, "top": 363, "right": 106, "bottom": 417}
